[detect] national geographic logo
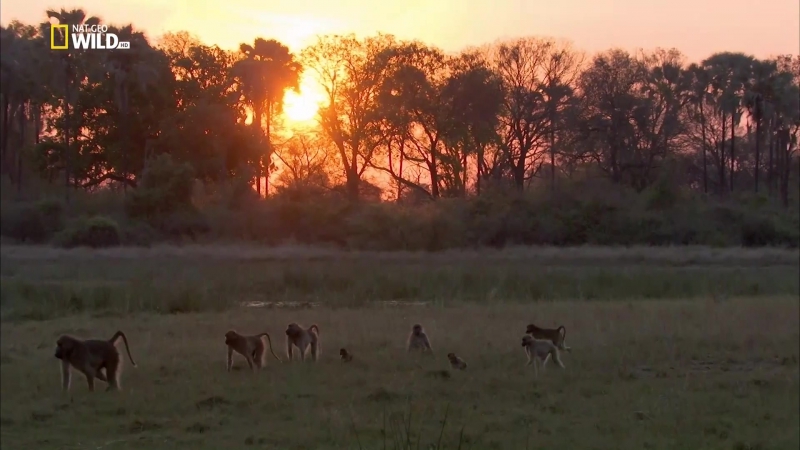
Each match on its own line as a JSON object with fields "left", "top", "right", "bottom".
{"left": 50, "top": 24, "right": 130, "bottom": 50}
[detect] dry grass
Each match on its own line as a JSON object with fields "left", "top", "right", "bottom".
{"left": 1, "top": 298, "right": 798, "bottom": 450}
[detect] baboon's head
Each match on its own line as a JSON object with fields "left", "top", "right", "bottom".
{"left": 525, "top": 324, "right": 538, "bottom": 334}
{"left": 224, "top": 330, "right": 237, "bottom": 344}
{"left": 286, "top": 323, "right": 301, "bottom": 337}
{"left": 412, "top": 324, "right": 423, "bottom": 336}
{"left": 55, "top": 336, "right": 74, "bottom": 359}
{"left": 521, "top": 335, "right": 534, "bottom": 347}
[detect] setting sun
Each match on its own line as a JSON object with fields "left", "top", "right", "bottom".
{"left": 282, "top": 90, "right": 320, "bottom": 124}
{"left": 282, "top": 74, "right": 326, "bottom": 124}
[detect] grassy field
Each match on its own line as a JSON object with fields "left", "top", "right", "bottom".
{"left": 1, "top": 245, "right": 798, "bottom": 320}
{"left": 1, "top": 245, "right": 798, "bottom": 449}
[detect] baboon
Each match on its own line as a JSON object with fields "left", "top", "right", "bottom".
{"left": 54, "top": 330, "right": 137, "bottom": 392}
{"left": 525, "top": 323, "right": 571, "bottom": 352}
{"left": 406, "top": 324, "right": 433, "bottom": 353}
{"left": 339, "top": 348, "right": 353, "bottom": 362}
{"left": 447, "top": 353, "right": 467, "bottom": 370}
{"left": 521, "top": 335, "right": 565, "bottom": 378}
{"left": 224, "top": 330, "right": 282, "bottom": 372}
{"left": 285, "top": 323, "right": 320, "bottom": 361}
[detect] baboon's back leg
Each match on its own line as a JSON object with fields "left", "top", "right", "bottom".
{"left": 95, "top": 367, "right": 109, "bottom": 382}
{"left": 85, "top": 373, "right": 96, "bottom": 391}
{"left": 253, "top": 349, "right": 264, "bottom": 369}
{"left": 105, "top": 363, "right": 120, "bottom": 391}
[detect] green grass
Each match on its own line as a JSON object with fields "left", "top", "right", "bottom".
{"left": 1, "top": 245, "right": 798, "bottom": 320}
{"left": 0, "top": 245, "right": 798, "bottom": 449}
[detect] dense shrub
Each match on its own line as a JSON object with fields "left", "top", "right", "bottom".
{"left": 3, "top": 177, "right": 797, "bottom": 249}
{"left": 125, "top": 155, "right": 209, "bottom": 239}
{"left": 53, "top": 216, "right": 121, "bottom": 248}
{"left": 0, "top": 198, "right": 65, "bottom": 243}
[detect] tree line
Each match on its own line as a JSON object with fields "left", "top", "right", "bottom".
{"left": 1, "top": 9, "right": 798, "bottom": 249}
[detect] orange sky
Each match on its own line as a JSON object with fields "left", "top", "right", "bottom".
{"left": 2, "top": 0, "right": 798, "bottom": 62}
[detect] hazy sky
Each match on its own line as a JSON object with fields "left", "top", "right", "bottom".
{"left": 2, "top": 0, "right": 798, "bottom": 61}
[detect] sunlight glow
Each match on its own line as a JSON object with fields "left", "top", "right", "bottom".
{"left": 282, "top": 73, "right": 327, "bottom": 125}
{"left": 282, "top": 91, "right": 320, "bottom": 123}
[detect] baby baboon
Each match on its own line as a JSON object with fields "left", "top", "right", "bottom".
{"left": 285, "top": 323, "right": 320, "bottom": 361}
{"left": 54, "top": 330, "right": 137, "bottom": 392}
{"left": 447, "top": 353, "right": 467, "bottom": 370}
{"left": 521, "top": 335, "right": 565, "bottom": 378}
{"left": 339, "top": 348, "right": 353, "bottom": 362}
{"left": 406, "top": 324, "right": 433, "bottom": 353}
{"left": 224, "top": 330, "right": 282, "bottom": 372}
{"left": 525, "top": 323, "right": 571, "bottom": 352}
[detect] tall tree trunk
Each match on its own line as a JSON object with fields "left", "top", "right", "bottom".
{"left": 253, "top": 107, "right": 262, "bottom": 196}
{"left": 754, "top": 99, "right": 761, "bottom": 193}
{"left": 700, "top": 102, "right": 708, "bottom": 193}
{"left": 476, "top": 145, "right": 483, "bottom": 196}
{"left": 729, "top": 111, "right": 736, "bottom": 192}
{"left": 719, "top": 111, "right": 727, "bottom": 197}
{"left": 64, "top": 71, "right": 71, "bottom": 204}
{"left": 768, "top": 118, "right": 775, "bottom": 196}
{"left": 461, "top": 149, "right": 468, "bottom": 197}
{"left": 1, "top": 96, "right": 11, "bottom": 177}
{"left": 265, "top": 101, "right": 271, "bottom": 198}
{"left": 429, "top": 144, "right": 439, "bottom": 198}
{"left": 778, "top": 130, "right": 790, "bottom": 208}
{"left": 550, "top": 109, "right": 556, "bottom": 192}
{"left": 345, "top": 143, "right": 360, "bottom": 202}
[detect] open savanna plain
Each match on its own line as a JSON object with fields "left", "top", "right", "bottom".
{"left": 1, "top": 245, "right": 798, "bottom": 450}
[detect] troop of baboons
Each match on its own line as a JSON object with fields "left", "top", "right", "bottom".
{"left": 54, "top": 321, "right": 572, "bottom": 392}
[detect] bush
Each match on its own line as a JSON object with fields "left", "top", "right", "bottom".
{"left": 125, "top": 154, "right": 209, "bottom": 239}
{"left": 0, "top": 198, "right": 65, "bottom": 243}
{"left": 740, "top": 215, "right": 799, "bottom": 247}
{"left": 54, "top": 216, "right": 121, "bottom": 248}
{"left": 125, "top": 154, "right": 196, "bottom": 220}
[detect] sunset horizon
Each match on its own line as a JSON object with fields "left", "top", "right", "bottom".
{"left": 2, "top": 0, "right": 798, "bottom": 62}
{"left": 2, "top": 2, "right": 800, "bottom": 448}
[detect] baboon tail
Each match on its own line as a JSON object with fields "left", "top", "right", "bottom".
{"left": 557, "top": 326, "right": 566, "bottom": 341}
{"left": 309, "top": 324, "right": 320, "bottom": 335}
{"left": 111, "top": 330, "right": 137, "bottom": 367}
{"left": 259, "top": 333, "right": 282, "bottom": 362}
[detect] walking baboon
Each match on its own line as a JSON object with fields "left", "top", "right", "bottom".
{"left": 285, "top": 323, "right": 320, "bottom": 361}
{"left": 521, "top": 335, "right": 565, "bottom": 378}
{"left": 224, "top": 330, "right": 281, "bottom": 371}
{"left": 54, "top": 331, "right": 137, "bottom": 392}
{"left": 525, "top": 323, "right": 571, "bottom": 352}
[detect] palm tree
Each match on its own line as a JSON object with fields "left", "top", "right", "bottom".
{"left": 1, "top": 22, "right": 47, "bottom": 194}
{"left": 232, "top": 38, "right": 301, "bottom": 196}
{"left": 41, "top": 8, "right": 100, "bottom": 203}
{"left": 702, "top": 52, "right": 754, "bottom": 194}
{"left": 104, "top": 24, "right": 161, "bottom": 190}
{"left": 686, "top": 63, "right": 712, "bottom": 194}
{"left": 743, "top": 59, "right": 780, "bottom": 193}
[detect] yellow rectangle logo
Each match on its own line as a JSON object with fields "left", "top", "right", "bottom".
{"left": 50, "top": 24, "right": 68, "bottom": 50}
